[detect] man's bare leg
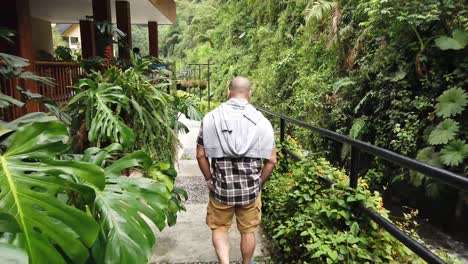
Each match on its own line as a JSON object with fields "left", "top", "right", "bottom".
{"left": 241, "top": 232, "right": 256, "bottom": 264}
{"left": 212, "top": 229, "right": 230, "bottom": 264}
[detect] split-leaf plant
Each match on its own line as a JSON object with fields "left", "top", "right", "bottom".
{"left": 67, "top": 56, "right": 202, "bottom": 161}
{"left": 0, "top": 121, "right": 186, "bottom": 264}
{"left": 0, "top": 31, "right": 187, "bottom": 263}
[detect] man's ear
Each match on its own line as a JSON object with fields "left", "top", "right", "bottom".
{"left": 227, "top": 88, "right": 231, "bottom": 98}
{"left": 248, "top": 89, "right": 252, "bottom": 99}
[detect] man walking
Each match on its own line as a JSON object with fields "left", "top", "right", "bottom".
{"left": 196, "top": 77, "right": 276, "bottom": 264}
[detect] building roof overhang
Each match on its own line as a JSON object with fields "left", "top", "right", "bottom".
{"left": 30, "top": 0, "right": 176, "bottom": 25}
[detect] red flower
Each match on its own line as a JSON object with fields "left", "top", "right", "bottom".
{"left": 105, "top": 45, "right": 113, "bottom": 67}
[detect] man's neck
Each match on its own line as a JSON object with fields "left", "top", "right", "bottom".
{"left": 228, "top": 96, "right": 249, "bottom": 101}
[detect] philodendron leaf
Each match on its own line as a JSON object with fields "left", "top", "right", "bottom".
{"left": 69, "top": 82, "right": 136, "bottom": 148}
{"left": 87, "top": 84, "right": 135, "bottom": 148}
{"left": 434, "top": 29, "right": 468, "bottom": 50}
{"left": 0, "top": 122, "right": 104, "bottom": 264}
{"left": 440, "top": 140, "right": 468, "bottom": 167}
{"left": 435, "top": 87, "right": 467, "bottom": 118}
{"left": 428, "top": 119, "right": 459, "bottom": 145}
{"left": 91, "top": 151, "right": 172, "bottom": 264}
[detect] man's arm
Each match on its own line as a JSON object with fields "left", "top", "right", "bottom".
{"left": 260, "top": 146, "right": 277, "bottom": 184}
{"left": 196, "top": 145, "right": 213, "bottom": 190}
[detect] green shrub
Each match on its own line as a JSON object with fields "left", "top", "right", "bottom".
{"left": 263, "top": 149, "right": 462, "bottom": 263}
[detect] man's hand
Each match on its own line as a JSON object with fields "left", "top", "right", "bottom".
{"left": 206, "top": 179, "right": 214, "bottom": 191}
{"left": 260, "top": 146, "right": 277, "bottom": 184}
{"left": 197, "top": 145, "right": 214, "bottom": 191}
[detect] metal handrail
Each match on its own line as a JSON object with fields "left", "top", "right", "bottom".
{"left": 258, "top": 107, "right": 468, "bottom": 191}
{"left": 256, "top": 106, "right": 466, "bottom": 264}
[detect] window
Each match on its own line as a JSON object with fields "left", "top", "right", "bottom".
{"left": 70, "top": 37, "right": 79, "bottom": 44}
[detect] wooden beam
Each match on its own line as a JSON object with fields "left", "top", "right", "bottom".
{"left": 92, "top": 0, "right": 112, "bottom": 58}
{"left": 92, "top": 0, "right": 112, "bottom": 22}
{"left": 116, "top": 1, "right": 132, "bottom": 59}
{"left": 0, "top": 0, "right": 39, "bottom": 114}
{"left": 148, "top": 0, "right": 177, "bottom": 24}
{"left": 79, "top": 20, "right": 96, "bottom": 58}
{"left": 148, "top": 21, "right": 159, "bottom": 58}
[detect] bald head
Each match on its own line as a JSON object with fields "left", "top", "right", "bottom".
{"left": 228, "top": 77, "right": 252, "bottom": 99}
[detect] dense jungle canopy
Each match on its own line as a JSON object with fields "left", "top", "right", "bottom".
{"left": 160, "top": 0, "right": 468, "bottom": 234}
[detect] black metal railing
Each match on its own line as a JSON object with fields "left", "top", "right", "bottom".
{"left": 257, "top": 107, "right": 468, "bottom": 264}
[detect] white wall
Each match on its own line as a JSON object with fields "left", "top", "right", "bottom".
{"left": 31, "top": 17, "right": 53, "bottom": 57}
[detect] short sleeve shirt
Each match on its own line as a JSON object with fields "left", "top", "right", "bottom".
{"left": 197, "top": 126, "right": 262, "bottom": 205}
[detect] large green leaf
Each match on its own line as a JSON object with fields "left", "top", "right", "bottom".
{"left": 428, "top": 119, "right": 459, "bottom": 145}
{"left": 435, "top": 29, "right": 468, "bottom": 50}
{"left": 435, "top": 36, "right": 465, "bottom": 50}
{"left": 90, "top": 151, "right": 172, "bottom": 264}
{"left": 0, "top": 112, "right": 57, "bottom": 138}
{"left": 435, "top": 87, "right": 467, "bottom": 118}
{"left": 87, "top": 84, "right": 135, "bottom": 148}
{"left": 0, "top": 122, "right": 105, "bottom": 264}
{"left": 69, "top": 81, "right": 135, "bottom": 148}
{"left": 440, "top": 140, "right": 468, "bottom": 167}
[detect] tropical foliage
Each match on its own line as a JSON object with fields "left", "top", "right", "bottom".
{"left": 0, "top": 29, "right": 189, "bottom": 263}
{"left": 0, "top": 121, "right": 185, "bottom": 263}
{"left": 67, "top": 56, "right": 201, "bottom": 161}
{"left": 161, "top": 0, "right": 468, "bottom": 231}
{"left": 263, "top": 141, "right": 462, "bottom": 263}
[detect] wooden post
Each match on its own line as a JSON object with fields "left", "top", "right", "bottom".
{"left": 0, "top": 0, "right": 39, "bottom": 114}
{"left": 116, "top": 1, "right": 132, "bottom": 59}
{"left": 148, "top": 21, "right": 159, "bottom": 58}
{"left": 79, "top": 20, "right": 96, "bottom": 58}
{"left": 92, "top": 0, "right": 112, "bottom": 58}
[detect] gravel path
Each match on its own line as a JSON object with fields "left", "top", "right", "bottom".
{"left": 175, "top": 176, "right": 209, "bottom": 204}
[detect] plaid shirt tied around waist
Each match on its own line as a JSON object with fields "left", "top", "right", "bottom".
{"left": 197, "top": 129, "right": 262, "bottom": 206}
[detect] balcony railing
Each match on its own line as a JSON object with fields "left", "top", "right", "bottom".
{"left": 1, "top": 61, "right": 83, "bottom": 120}
{"left": 35, "top": 61, "right": 83, "bottom": 107}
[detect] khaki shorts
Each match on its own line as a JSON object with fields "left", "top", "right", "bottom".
{"left": 206, "top": 194, "right": 262, "bottom": 233}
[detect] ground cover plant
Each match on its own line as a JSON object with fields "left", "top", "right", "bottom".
{"left": 263, "top": 141, "right": 462, "bottom": 263}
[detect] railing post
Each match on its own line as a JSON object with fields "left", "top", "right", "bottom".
{"left": 280, "top": 118, "right": 285, "bottom": 143}
{"left": 350, "top": 146, "right": 360, "bottom": 188}
{"left": 198, "top": 64, "right": 202, "bottom": 100}
{"left": 207, "top": 59, "right": 211, "bottom": 109}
